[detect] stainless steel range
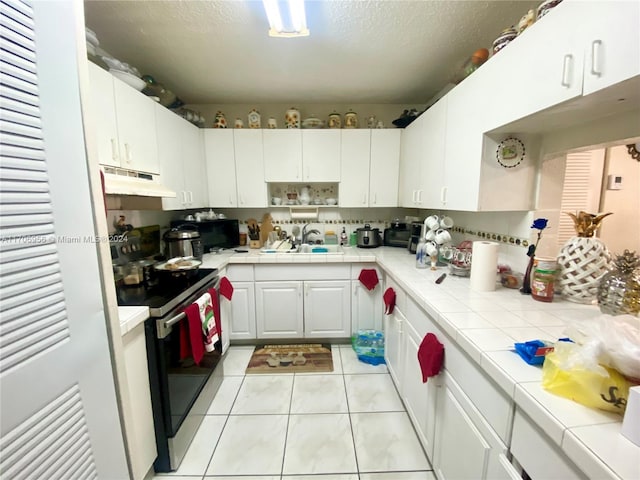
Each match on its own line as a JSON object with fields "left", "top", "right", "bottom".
{"left": 111, "top": 226, "right": 224, "bottom": 472}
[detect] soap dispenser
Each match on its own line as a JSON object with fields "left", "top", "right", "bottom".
{"left": 340, "top": 227, "right": 348, "bottom": 246}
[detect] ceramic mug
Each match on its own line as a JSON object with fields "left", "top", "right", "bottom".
{"left": 425, "top": 241, "right": 438, "bottom": 256}
{"left": 425, "top": 215, "right": 440, "bottom": 231}
{"left": 440, "top": 245, "right": 453, "bottom": 260}
{"left": 440, "top": 216, "right": 454, "bottom": 229}
{"left": 425, "top": 230, "right": 436, "bottom": 241}
{"left": 435, "top": 229, "right": 452, "bottom": 245}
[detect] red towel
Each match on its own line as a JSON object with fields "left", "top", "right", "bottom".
{"left": 383, "top": 287, "right": 396, "bottom": 315}
{"left": 358, "top": 269, "right": 379, "bottom": 291}
{"left": 182, "top": 303, "right": 205, "bottom": 365}
{"left": 219, "top": 277, "right": 234, "bottom": 300}
{"left": 417, "top": 333, "right": 444, "bottom": 383}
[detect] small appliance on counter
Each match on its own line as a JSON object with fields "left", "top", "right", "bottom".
{"left": 356, "top": 224, "right": 382, "bottom": 248}
{"left": 407, "top": 221, "right": 424, "bottom": 254}
{"left": 170, "top": 218, "right": 239, "bottom": 252}
{"left": 163, "top": 224, "right": 203, "bottom": 260}
{"left": 383, "top": 221, "right": 411, "bottom": 248}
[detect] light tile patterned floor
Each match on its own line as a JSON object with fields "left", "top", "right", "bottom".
{"left": 154, "top": 345, "right": 435, "bottom": 480}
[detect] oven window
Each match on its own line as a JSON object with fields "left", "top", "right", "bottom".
{"left": 159, "top": 327, "right": 222, "bottom": 436}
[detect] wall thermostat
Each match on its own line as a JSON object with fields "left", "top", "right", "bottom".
{"left": 607, "top": 174, "right": 623, "bottom": 190}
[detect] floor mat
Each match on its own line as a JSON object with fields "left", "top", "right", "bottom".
{"left": 245, "top": 343, "right": 333, "bottom": 374}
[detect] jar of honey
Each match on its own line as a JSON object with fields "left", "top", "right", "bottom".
{"left": 531, "top": 257, "right": 557, "bottom": 302}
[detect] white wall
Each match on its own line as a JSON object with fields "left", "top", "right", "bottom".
{"left": 599, "top": 144, "right": 640, "bottom": 255}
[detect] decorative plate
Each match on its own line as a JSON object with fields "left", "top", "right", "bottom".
{"left": 496, "top": 137, "right": 525, "bottom": 168}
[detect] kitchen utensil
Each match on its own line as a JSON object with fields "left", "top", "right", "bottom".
{"left": 163, "top": 224, "right": 203, "bottom": 260}
{"left": 356, "top": 224, "right": 382, "bottom": 248}
{"left": 246, "top": 218, "right": 260, "bottom": 240}
{"left": 435, "top": 273, "right": 447, "bottom": 284}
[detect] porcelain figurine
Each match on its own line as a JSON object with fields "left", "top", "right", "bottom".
{"left": 518, "top": 9, "right": 536, "bottom": 34}
{"left": 344, "top": 110, "right": 358, "bottom": 129}
{"left": 328, "top": 111, "right": 341, "bottom": 129}
{"left": 267, "top": 117, "right": 277, "bottom": 129}
{"left": 213, "top": 111, "right": 227, "bottom": 128}
{"left": 234, "top": 118, "right": 244, "bottom": 128}
{"left": 248, "top": 108, "right": 261, "bottom": 128}
{"left": 285, "top": 107, "right": 300, "bottom": 129}
{"left": 366, "top": 115, "right": 376, "bottom": 129}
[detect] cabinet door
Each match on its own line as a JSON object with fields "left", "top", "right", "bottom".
{"left": 433, "top": 374, "right": 491, "bottom": 480}
{"left": 369, "top": 129, "right": 400, "bottom": 207}
{"left": 478, "top": 0, "right": 583, "bottom": 131}
{"left": 255, "top": 281, "right": 303, "bottom": 339}
{"left": 234, "top": 130, "right": 267, "bottom": 207}
{"left": 402, "top": 320, "right": 438, "bottom": 461}
{"left": 340, "top": 130, "right": 370, "bottom": 207}
{"left": 87, "top": 63, "right": 120, "bottom": 167}
{"left": 384, "top": 308, "right": 404, "bottom": 390}
{"left": 351, "top": 280, "right": 382, "bottom": 332}
{"left": 582, "top": 1, "right": 640, "bottom": 95}
{"left": 302, "top": 130, "right": 341, "bottom": 181}
{"left": 418, "top": 98, "right": 447, "bottom": 209}
{"left": 263, "top": 130, "right": 302, "bottom": 182}
{"left": 204, "top": 129, "right": 237, "bottom": 208}
{"left": 227, "top": 281, "right": 256, "bottom": 340}
{"left": 113, "top": 76, "right": 159, "bottom": 174}
{"left": 156, "top": 105, "right": 186, "bottom": 210}
{"left": 304, "top": 280, "right": 350, "bottom": 338}
{"left": 183, "top": 125, "right": 207, "bottom": 208}
{"left": 398, "top": 115, "right": 423, "bottom": 207}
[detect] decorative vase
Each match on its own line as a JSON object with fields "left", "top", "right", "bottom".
{"left": 556, "top": 211, "right": 613, "bottom": 304}
{"left": 344, "top": 110, "right": 358, "bottom": 129}
{"left": 597, "top": 250, "right": 640, "bottom": 316}
{"left": 328, "top": 111, "right": 341, "bottom": 129}
{"left": 520, "top": 254, "right": 535, "bottom": 294}
{"left": 285, "top": 107, "right": 300, "bottom": 129}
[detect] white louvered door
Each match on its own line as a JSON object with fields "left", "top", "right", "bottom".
{"left": 0, "top": 1, "right": 129, "bottom": 479}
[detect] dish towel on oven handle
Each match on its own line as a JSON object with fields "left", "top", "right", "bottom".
{"left": 195, "top": 291, "right": 218, "bottom": 352}
{"left": 219, "top": 276, "right": 234, "bottom": 300}
{"left": 181, "top": 303, "right": 205, "bottom": 365}
{"left": 207, "top": 288, "right": 222, "bottom": 351}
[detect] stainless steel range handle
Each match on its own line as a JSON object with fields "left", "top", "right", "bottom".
{"left": 157, "top": 311, "right": 186, "bottom": 339}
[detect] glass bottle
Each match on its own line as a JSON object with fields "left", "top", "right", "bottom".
{"left": 416, "top": 237, "right": 428, "bottom": 269}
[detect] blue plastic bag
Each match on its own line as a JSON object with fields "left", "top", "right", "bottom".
{"left": 352, "top": 330, "right": 386, "bottom": 365}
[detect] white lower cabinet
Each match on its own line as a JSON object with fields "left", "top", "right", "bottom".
{"left": 226, "top": 281, "right": 256, "bottom": 341}
{"left": 511, "top": 408, "right": 587, "bottom": 480}
{"left": 402, "top": 319, "right": 439, "bottom": 460}
{"left": 433, "top": 371, "right": 516, "bottom": 480}
{"left": 304, "top": 280, "right": 351, "bottom": 338}
{"left": 255, "top": 280, "right": 351, "bottom": 339}
{"left": 384, "top": 306, "right": 405, "bottom": 389}
{"left": 256, "top": 281, "right": 304, "bottom": 339}
{"left": 351, "top": 264, "right": 383, "bottom": 333}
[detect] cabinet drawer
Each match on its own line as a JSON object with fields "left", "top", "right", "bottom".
{"left": 511, "top": 408, "right": 587, "bottom": 480}
{"left": 226, "top": 264, "right": 254, "bottom": 282}
{"left": 255, "top": 264, "right": 350, "bottom": 281}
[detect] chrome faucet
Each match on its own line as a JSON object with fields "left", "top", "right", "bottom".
{"left": 301, "top": 223, "right": 321, "bottom": 244}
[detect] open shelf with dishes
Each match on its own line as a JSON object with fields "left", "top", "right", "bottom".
{"left": 268, "top": 182, "right": 339, "bottom": 207}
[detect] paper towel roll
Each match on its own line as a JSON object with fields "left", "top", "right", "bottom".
{"left": 470, "top": 241, "right": 499, "bottom": 291}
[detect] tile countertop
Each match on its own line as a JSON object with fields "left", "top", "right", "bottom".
{"left": 118, "top": 306, "right": 150, "bottom": 336}
{"left": 200, "top": 246, "right": 639, "bottom": 480}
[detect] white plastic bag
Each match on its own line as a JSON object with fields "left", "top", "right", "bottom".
{"left": 564, "top": 314, "right": 640, "bottom": 380}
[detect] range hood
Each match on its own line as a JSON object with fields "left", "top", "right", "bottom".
{"left": 102, "top": 167, "right": 176, "bottom": 198}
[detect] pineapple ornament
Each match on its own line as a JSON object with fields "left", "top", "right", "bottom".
{"left": 556, "top": 211, "right": 613, "bottom": 303}
{"left": 597, "top": 250, "right": 640, "bottom": 316}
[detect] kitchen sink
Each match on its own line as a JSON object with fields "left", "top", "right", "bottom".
{"left": 260, "top": 244, "right": 344, "bottom": 255}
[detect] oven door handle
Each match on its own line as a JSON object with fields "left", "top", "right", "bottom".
{"left": 157, "top": 311, "right": 187, "bottom": 339}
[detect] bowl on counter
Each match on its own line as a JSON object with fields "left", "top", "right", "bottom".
{"left": 326, "top": 198, "right": 337, "bottom": 205}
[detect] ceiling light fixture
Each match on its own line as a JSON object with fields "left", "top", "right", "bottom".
{"left": 262, "top": 0, "right": 309, "bottom": 38}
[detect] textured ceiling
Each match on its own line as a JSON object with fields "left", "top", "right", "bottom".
{"left": 84, "top": 0, "right": 540, "bottom": 105}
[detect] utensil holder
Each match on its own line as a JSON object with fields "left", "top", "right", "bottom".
{"left": 249, "top": 239, "right": 262, "bottom": 249}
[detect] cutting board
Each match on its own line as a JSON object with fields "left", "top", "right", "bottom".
{"left": 260, "top": 213, "right": 274, "bottom": 246}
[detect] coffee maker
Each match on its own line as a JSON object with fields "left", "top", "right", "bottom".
{"left": 407, "top": 221, "right": 423, "bottom": 254}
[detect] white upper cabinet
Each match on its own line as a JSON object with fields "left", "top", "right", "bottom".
{"left": 369, "top": 129, "right": 400, "bottom": 207}
{"left": 204, "top": 129, "right": 237, "bottom": 208}
{"left": 264, "top": 130, "right": 341, "bottom": 182}
{"left": 302, "top": 130, "right": 341, "bottom": 181}
{"left": 263, "top": 130, "right": 302, "bottom": 182}
{"left": 398, "top": 114, "right": 425, "bottom": 208}
{"left": 112, "top": 74, "right": 160, "bottom": 174}
{"left": 88, "top": 62, "right": 120, "bottom": 168}
{"left": 233, "top": 129, "right": 268, "bottom": 208}
{"left": 581, "top": 0, "right": 640, "bottom": 95}
{"left": 156, "top": 106, "right": 207, "bottom": 210}
{"left": 417, "top": 98, "right": 447, "bottom": 209}
{"left": 340, "top": 130, "right": 371, "bottom": 207}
